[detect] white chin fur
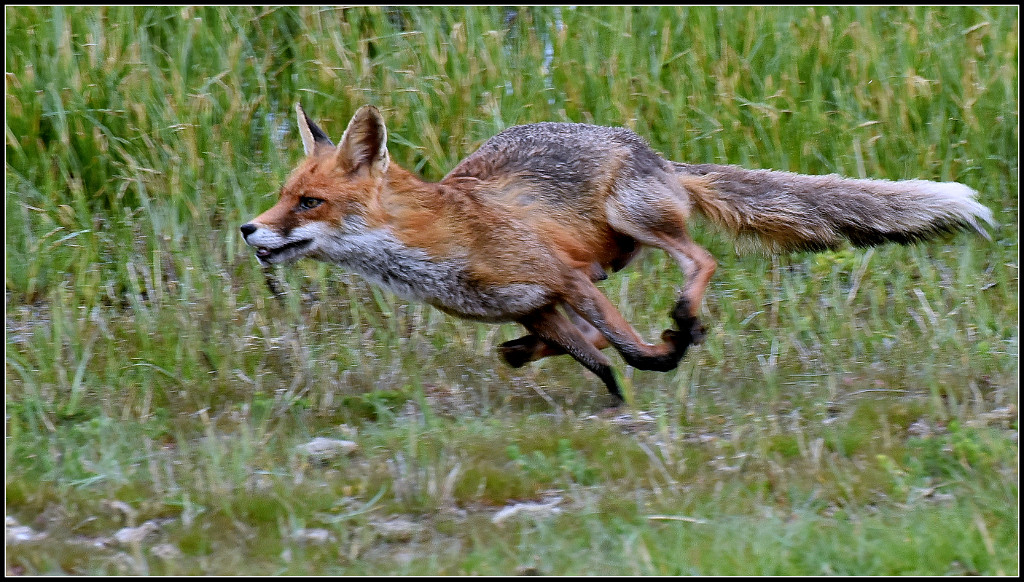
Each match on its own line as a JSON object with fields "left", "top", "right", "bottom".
{"left": 244, "top": 227, "right": 316, "bottom": 264}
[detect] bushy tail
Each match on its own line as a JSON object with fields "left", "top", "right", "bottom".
{"left": 673, "top": 163, "right": 994, "bottom": 253}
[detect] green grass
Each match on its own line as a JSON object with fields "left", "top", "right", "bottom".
{"left": 5, "top": 5, "right": 1018, "bottom": 575}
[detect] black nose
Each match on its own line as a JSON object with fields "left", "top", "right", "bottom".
{"left": 240, "top": 223, "right": 257, "bottom": 238}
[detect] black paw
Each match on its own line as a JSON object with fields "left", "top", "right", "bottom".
{"left": 671, "top": 298, "right": 706, "bottom": 345}
{"left": 688, "top": 319, "right": 707, "bottom": 345}
{"left": 659, "top": 329, "right": 691, "bottom": 368}
{"left": 498, "top": 336, "right": 539, "bottom": 368}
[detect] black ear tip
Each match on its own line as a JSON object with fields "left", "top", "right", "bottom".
{"left": 356, "top": 104, "right": 384, "bottom": 121}
{"left": 297, "top": 103, "right": 334, "bottom": 149}
{"left": 296, "top": 103, "right": 316, "bottom": 124}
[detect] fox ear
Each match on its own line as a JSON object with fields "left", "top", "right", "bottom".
{"left": 296, "top": 103, "right": 334, "bottom": 157}
{"left": 336, "top": 105, "right": 389, "bottom": 175}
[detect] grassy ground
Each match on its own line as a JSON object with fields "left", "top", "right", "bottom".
{"left": 5, "top": 6, "right": 1018, "bottom": 575}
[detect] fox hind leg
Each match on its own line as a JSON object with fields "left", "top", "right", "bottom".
{"left": 606, "top": 181, "right": 715, "bottom": 345}
{"left": 659, "top": 235, "right": 714, "bottom": 345}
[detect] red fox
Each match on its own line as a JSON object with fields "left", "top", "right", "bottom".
{"left": 241, "top": 104, "right": 993, "bottom": 403}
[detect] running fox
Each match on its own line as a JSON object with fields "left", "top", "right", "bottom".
{"left": 241, "top": 104, "right": 993, "bottom": 403}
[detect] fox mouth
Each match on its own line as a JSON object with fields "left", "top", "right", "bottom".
{"left": 254, "top": 238, "right": 313, "bottom": 263}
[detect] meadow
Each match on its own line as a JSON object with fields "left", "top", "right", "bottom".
{"left": 5, "top": 6, "right": 1018, "bottom": 575}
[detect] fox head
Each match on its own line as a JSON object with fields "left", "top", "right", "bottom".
{"left": 240, "top": 104, "right": 391, "bottom": 265}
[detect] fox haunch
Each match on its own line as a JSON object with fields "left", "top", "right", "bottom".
{"left": 241, "top": 104, "right": 993, "bottom": 403}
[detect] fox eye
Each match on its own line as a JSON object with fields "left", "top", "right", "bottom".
{"left": 298, "top": 196, "right": 323, "bottom": 211}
